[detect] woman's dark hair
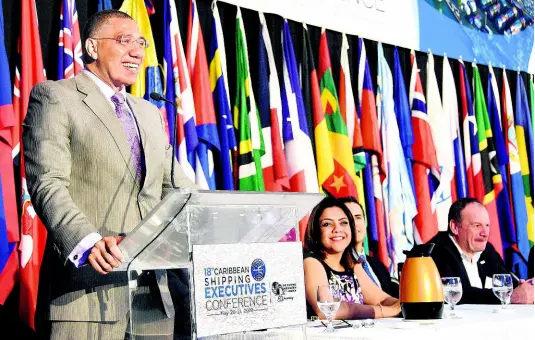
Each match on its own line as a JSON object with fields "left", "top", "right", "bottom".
{"left": 303, "top": 197, "right": 358, "bottom": 270}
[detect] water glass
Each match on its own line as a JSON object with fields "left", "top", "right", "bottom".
{"left": 441, "top": 277, "right": 462, "bottom": 317}
{"left": 316, "top": 284, "right": 341, "bottom": 332}
{"left": 492, "top": 274, "right": 513, "bottom": 308}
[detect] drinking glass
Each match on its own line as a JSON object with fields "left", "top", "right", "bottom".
{"left": 316, "top": 284, "right": 341, "bottom": 332}
{"left": 441, "top": 277, "right": 463, "bottom": 318}
{"left": 492, "top": 274, "right": 513, "bottom": 309}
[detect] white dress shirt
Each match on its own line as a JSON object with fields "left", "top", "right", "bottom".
{"left": 449, "top": 235, "right": 484, "bottom": 288}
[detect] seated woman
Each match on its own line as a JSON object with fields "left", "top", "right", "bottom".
{"left": 303, "top": 197, "right": 400, "bottom": 320}
{"left": 339, "top": 196, "right": 400, "bottom": 298}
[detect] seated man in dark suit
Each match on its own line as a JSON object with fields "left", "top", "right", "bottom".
{"left": 340, "top": 197, "right": 399, "bottom": 298}
{"left": 428, "top": 197, "right": 533, "bottom": 305}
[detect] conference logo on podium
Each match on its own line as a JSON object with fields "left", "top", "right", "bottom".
{"left": 202, "top": 258, "right": 270, "bottom": 317}
{"left": 251, "top": 258, "right": 266, "bottom": 281}
{"left": 193, "top": 243, "right": 306, "bottom": 337}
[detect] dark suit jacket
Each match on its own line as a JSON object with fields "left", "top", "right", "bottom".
{"left": 366, "top": 255, "right": 399, "bottom": 298}
{"left": 428, "top": 232, "right": 511, "bottom": 305}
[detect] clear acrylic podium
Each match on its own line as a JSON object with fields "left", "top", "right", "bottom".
{"left": 117, "top": 189, "right": 324, "bottom": 339}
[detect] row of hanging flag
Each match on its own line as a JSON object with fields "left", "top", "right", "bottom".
{"left": 0, "top": 0, "right": 534, "bottom": 330}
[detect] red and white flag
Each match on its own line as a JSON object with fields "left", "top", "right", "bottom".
{"left": 12, "top": 0, "right": 47, "bottom": 330}
{"left": 409, "top": 51, "right": 440, "bottom": 244}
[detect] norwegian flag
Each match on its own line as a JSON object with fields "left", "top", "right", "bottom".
{"left": 12, "top": 0, "right": 47, "bottom": 330}
{"left": 57, "top": 0, "right": 83, "bottom": 80}
{"left": 409, "top": 50, "right": 440, "bottom": 244}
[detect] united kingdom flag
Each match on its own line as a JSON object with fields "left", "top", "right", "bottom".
{"left": 57, "top": 0, "right": 83, "bottom": 80}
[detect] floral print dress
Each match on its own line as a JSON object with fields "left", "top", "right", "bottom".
{"left": 326, "top": 267, "right": 364, "bottom": 304}
{"left": 304, "top": 253, "right": 364, "bottom": 318}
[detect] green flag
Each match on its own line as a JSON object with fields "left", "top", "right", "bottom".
{"left": 473, "top": 65, "right": 503, "bottom": 204}
{"left": 234, "top": 9, "right": 264, "bottom": 191}
{"left": 473, "top": 63, "right": 504, "bottom": 254}
{"left": 315, "top": 29, "right": 360, "bottom": 199}
{"left": 473, "top": 64, "right": 502, "bottom": 204}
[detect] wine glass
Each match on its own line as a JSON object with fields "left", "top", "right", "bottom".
{"left": 492, "top": 274, "right": 513, "bottom": 309}
{"left": 441, "top": 277, "right": 463, "bottom": 318}
{"left": 316, "top": 284, "right": 341, "bottom": 332}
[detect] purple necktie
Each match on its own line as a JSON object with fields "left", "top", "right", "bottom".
{"left": 111, "top": 93, "right": 144, "bottom": 183}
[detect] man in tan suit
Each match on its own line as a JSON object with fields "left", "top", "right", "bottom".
{"left": 22, "top": 9, "right": 196, "bottom": 340}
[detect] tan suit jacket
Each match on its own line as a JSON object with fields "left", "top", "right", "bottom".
{"left": 22, "top": 72, "right": 196, "bottom": 322}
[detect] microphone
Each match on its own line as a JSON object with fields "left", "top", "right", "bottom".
{"left": 150, "top": 92, "right": 179, "bottom": 189}
{"left": 149, "top": 92, "right": 167, "bottom": 102}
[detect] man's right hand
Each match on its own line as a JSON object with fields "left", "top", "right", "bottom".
{"left": 510, "top": 281, "right": 534, "bottom": 304}
{"left": 87, "top": 236, "right": 125, "bottom": 274}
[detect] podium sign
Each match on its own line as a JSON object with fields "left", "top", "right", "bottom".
{"left": 192, "top": 242, "right": 306, "bottom": 338}
{"left": 115, "top": 190, "right": 323, "bottom": 339}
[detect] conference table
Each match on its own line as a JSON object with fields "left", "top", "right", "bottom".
{"left": 211, "top": 304, "right": 534, "bottom": 339}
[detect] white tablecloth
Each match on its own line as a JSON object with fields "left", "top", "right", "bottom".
{"left": 210, "top": 304, "right": 534, "bottom": 340}
{"left": 277, "top": 304, "right": 534, "bottom": 340}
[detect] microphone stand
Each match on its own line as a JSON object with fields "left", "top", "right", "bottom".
{"left": 170, "top": 99, "right": 179, "bottom": 189}
{"left": 150, "top": 92, "right": 181, "bottom": 189}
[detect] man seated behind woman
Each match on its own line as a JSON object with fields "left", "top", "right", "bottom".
{"left": 303, "top": 197, "right": 400, "bottom": 320}
{"left": 339, "top": 196, "right": 399, "bottom": 298}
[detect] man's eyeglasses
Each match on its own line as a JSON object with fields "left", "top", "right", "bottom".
{"left": 90, "top": 35, "right": 149, "bottom": 49}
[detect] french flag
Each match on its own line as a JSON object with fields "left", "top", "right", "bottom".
{"left": 281, "top": 20, "right": 318, "bottom": 194}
